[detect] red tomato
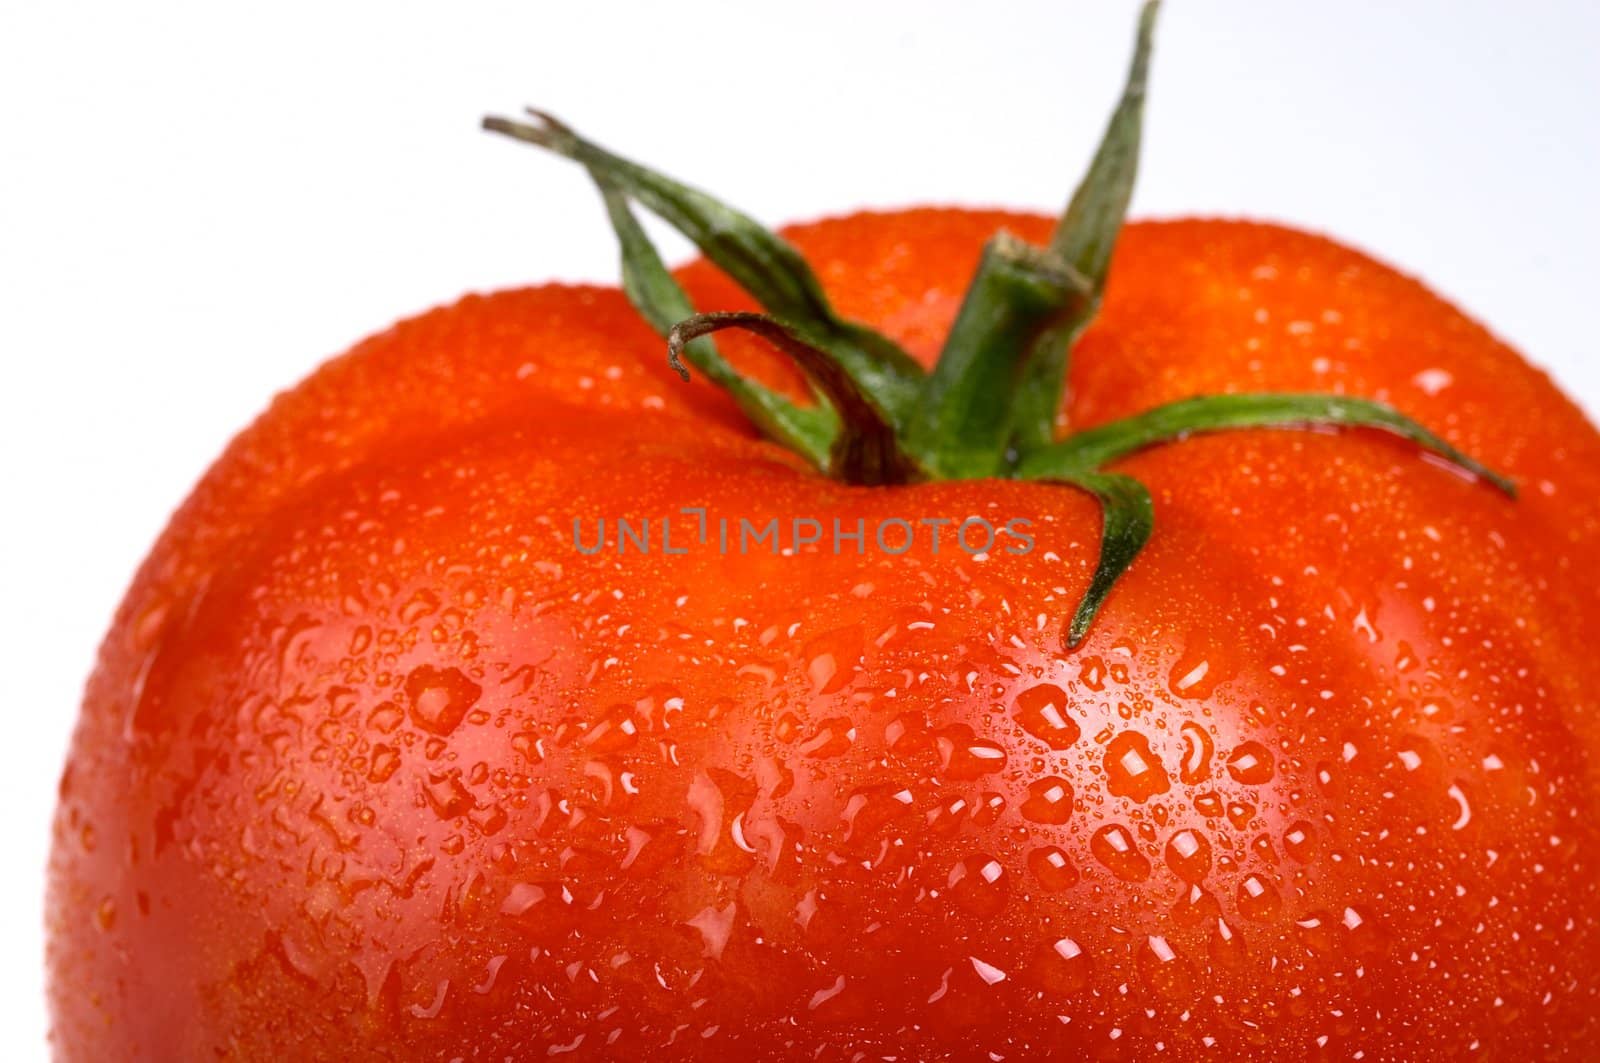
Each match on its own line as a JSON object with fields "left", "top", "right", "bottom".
{"left": 44, "top": 8, "right": 1600, "bottom": 1058}
{"left": 46, "top": 207, "right": 1600, "bottom": 1059}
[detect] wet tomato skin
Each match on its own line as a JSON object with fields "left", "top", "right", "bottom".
{"left": 47, "top": 211, "right": 1600, "bottom": 1059}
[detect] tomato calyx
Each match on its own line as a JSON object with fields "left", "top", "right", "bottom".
{"left": 483, "top": 0, "right": 1514, "bottom": 647}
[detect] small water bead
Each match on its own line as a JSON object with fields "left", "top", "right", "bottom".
{"left": 948, "top": 855, "right": 1010, "bottom": 917}
{"left": 797, "top": 717, "right": 856, "bottom": 759}
{"left": 424, "top": 770, "right": 473, "bottom": 819}
{"left": 1237, "top": 874, "right": 1283, "bottom": 920}
{"left": 1225, "top": 742, "right": 1276, "bottom": 785}
{"left": 1103, "top": 731, "right": 1171, "bottom": 802}
{"left": 367, "top": 744, "right": 401, "bottom": 783}
{"left": 1171, "top": 884, "right": 1222, "bottom": 927}
{"left": 841, "top": 784, "right": 915, "bottom": 841}
{"left": 1091, "top": 824, "right": 1151, "bottom": 881}
{"left": 1137, "top": 935, "right": 1194, "bottom": 999}
{"left": 1012, "top": 683, "right": 1081, "bottom": 750}
{"left": 1028, "top": 846, "right": 1079, "bottom": 891}
{"left": 1209, "top": 918, "right": 1247, "bottom": 970}
{"left": 405, "top": 664, "right": 481, "bottom": 737}
{"left": 935, "top": 725, "right": 1009, "bottom": 780}
{"left": 883, "top": 712, "right": 929, "bottom": 756}
{"left": 581, "top": 704, "right": 641, "bottom": 754}
{"left": 1283, "top": 820, "right": 1319, "bottom": 863}
{"left": 1031, "top": 936, "right": 1092, "bottom": 995}
{"left": 1020, "top": 777, "right": 1075, "bottom": 825}
{"left": 1178, "top": 721, "right": 1214, "bottom": 785}
{"left": 1164, "top": 829, "right": 1213, "bottom": 883}
{"left": 1294, "top": 910, "right": 1337, "bottom": 954}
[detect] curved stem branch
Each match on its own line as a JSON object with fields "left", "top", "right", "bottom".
{"left": 669, "top": 312, "right": 920, "bottom": 486}
{"left": 598, "top": 182, "right": 833, "bottom": 467}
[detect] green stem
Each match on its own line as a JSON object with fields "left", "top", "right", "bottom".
{"left": 486, "top": 0, "right": 1518, "bottom": 650}
{"left": 1011, "top": 0, "right": 1159, "bottom": 452}
{"left": 905, "top": 234, "right": 1088, "bottom": 479}
{"left": 668, "top": 313, "right": 919, "bottom": 486}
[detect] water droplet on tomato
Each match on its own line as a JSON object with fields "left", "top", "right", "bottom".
{"left": 1164, "top": 829, "right": 1213, "bottom": 882}
{"left": 948, "top": 854, "right": 1009, "bottom": 916}
{"left": 1226, "top": 741, "right": 1276, "bottom": 785}
{"left": 405, "top": 665, "right": 481, "bottom": 736}
{"left": 1178, "top": 721, "right": 1213, "bottom": 784}
{"left": 1137, "top": 935, "right": 1193, "bottom": 998}
{"left": 1295, "top": 910, "right": 1336, "bottom": 954}
{"left": 841, "top": 784, "right": 915, "bottom": 842}
{"left": 798, "top": 717, "right": 856, "bottom": 759}
{"left": 935, "top": 725, "right": 1008, "bottom": 780}
{"left": 1027, "top": 846, "right": 1079, "bottom": 891}
{"left": 884, "top": 712, "right": 929, "bottom": 756}
{"left": 1340, "top": 905, "right": 1388, "bottom": 955}
{"left": 424, "top": 770, "right": 473, "bottom": 819}
{"left": 1210, "top": 918, "right": 1246, "bottom": 970}
{"left": 1031, "top": 936, "right": 1092, "bottom": 995}
{"left": 1104, "top": 731, "right": 1170, "bottom": 802}
{"left": 1019, "top": 777, "right": 1074, "bottom": 825}
{"left": 969, "top": 955, "right": 1008, "bottom": 986}
{"left": 1171, "top": 883, "right": 1222, "bottom": 927}
{"left": 1237, "top": 873, "right": 1282, "bottom": 920}
{"left": 1283, "top": 820, "right": 1319, "bottom": 863}
{"left": 803, "top": 627, "right": 862, "bottom": 694}
{"left": 1091, "top": 824, "right": 1151, "bottom": 881}
{"left": 581, "top": 704, "right": 640, "bottom": 753}
{"left": 367, "top": 744, "right": 401, "bottom": 783}
{"left": 1013, "top": 683, "right": 1080, "bottom": 750}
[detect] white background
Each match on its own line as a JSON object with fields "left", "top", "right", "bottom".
{"left": 2, "top": 1, "right": 1596, "bottom": 1055}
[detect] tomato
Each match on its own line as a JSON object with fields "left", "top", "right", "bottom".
{"left": 46, "top": 8, "right": 1600, "bottom": 1061}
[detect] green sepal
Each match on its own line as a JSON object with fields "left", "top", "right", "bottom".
{"left": 669, "top": 312, "right": 921, "bottom": 486}
{"left": 1019, "top": 468, "right": 1154, "bottom": 649}
{"left": 596, "top": 182, "right": 833, "bottom": 468}
{"left": 1017, "top": 392, "right": 1517, "bottom": 496}
{"left": 1011, "top": 0, "right": 1159, "bottom": 452}
{"left": 482, "top": 110, "right": 923, "bottom": 423}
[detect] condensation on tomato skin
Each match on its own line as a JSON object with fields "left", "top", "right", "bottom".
{"left": 48, "top": 263, "right": 1600, "bottom": 1063}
